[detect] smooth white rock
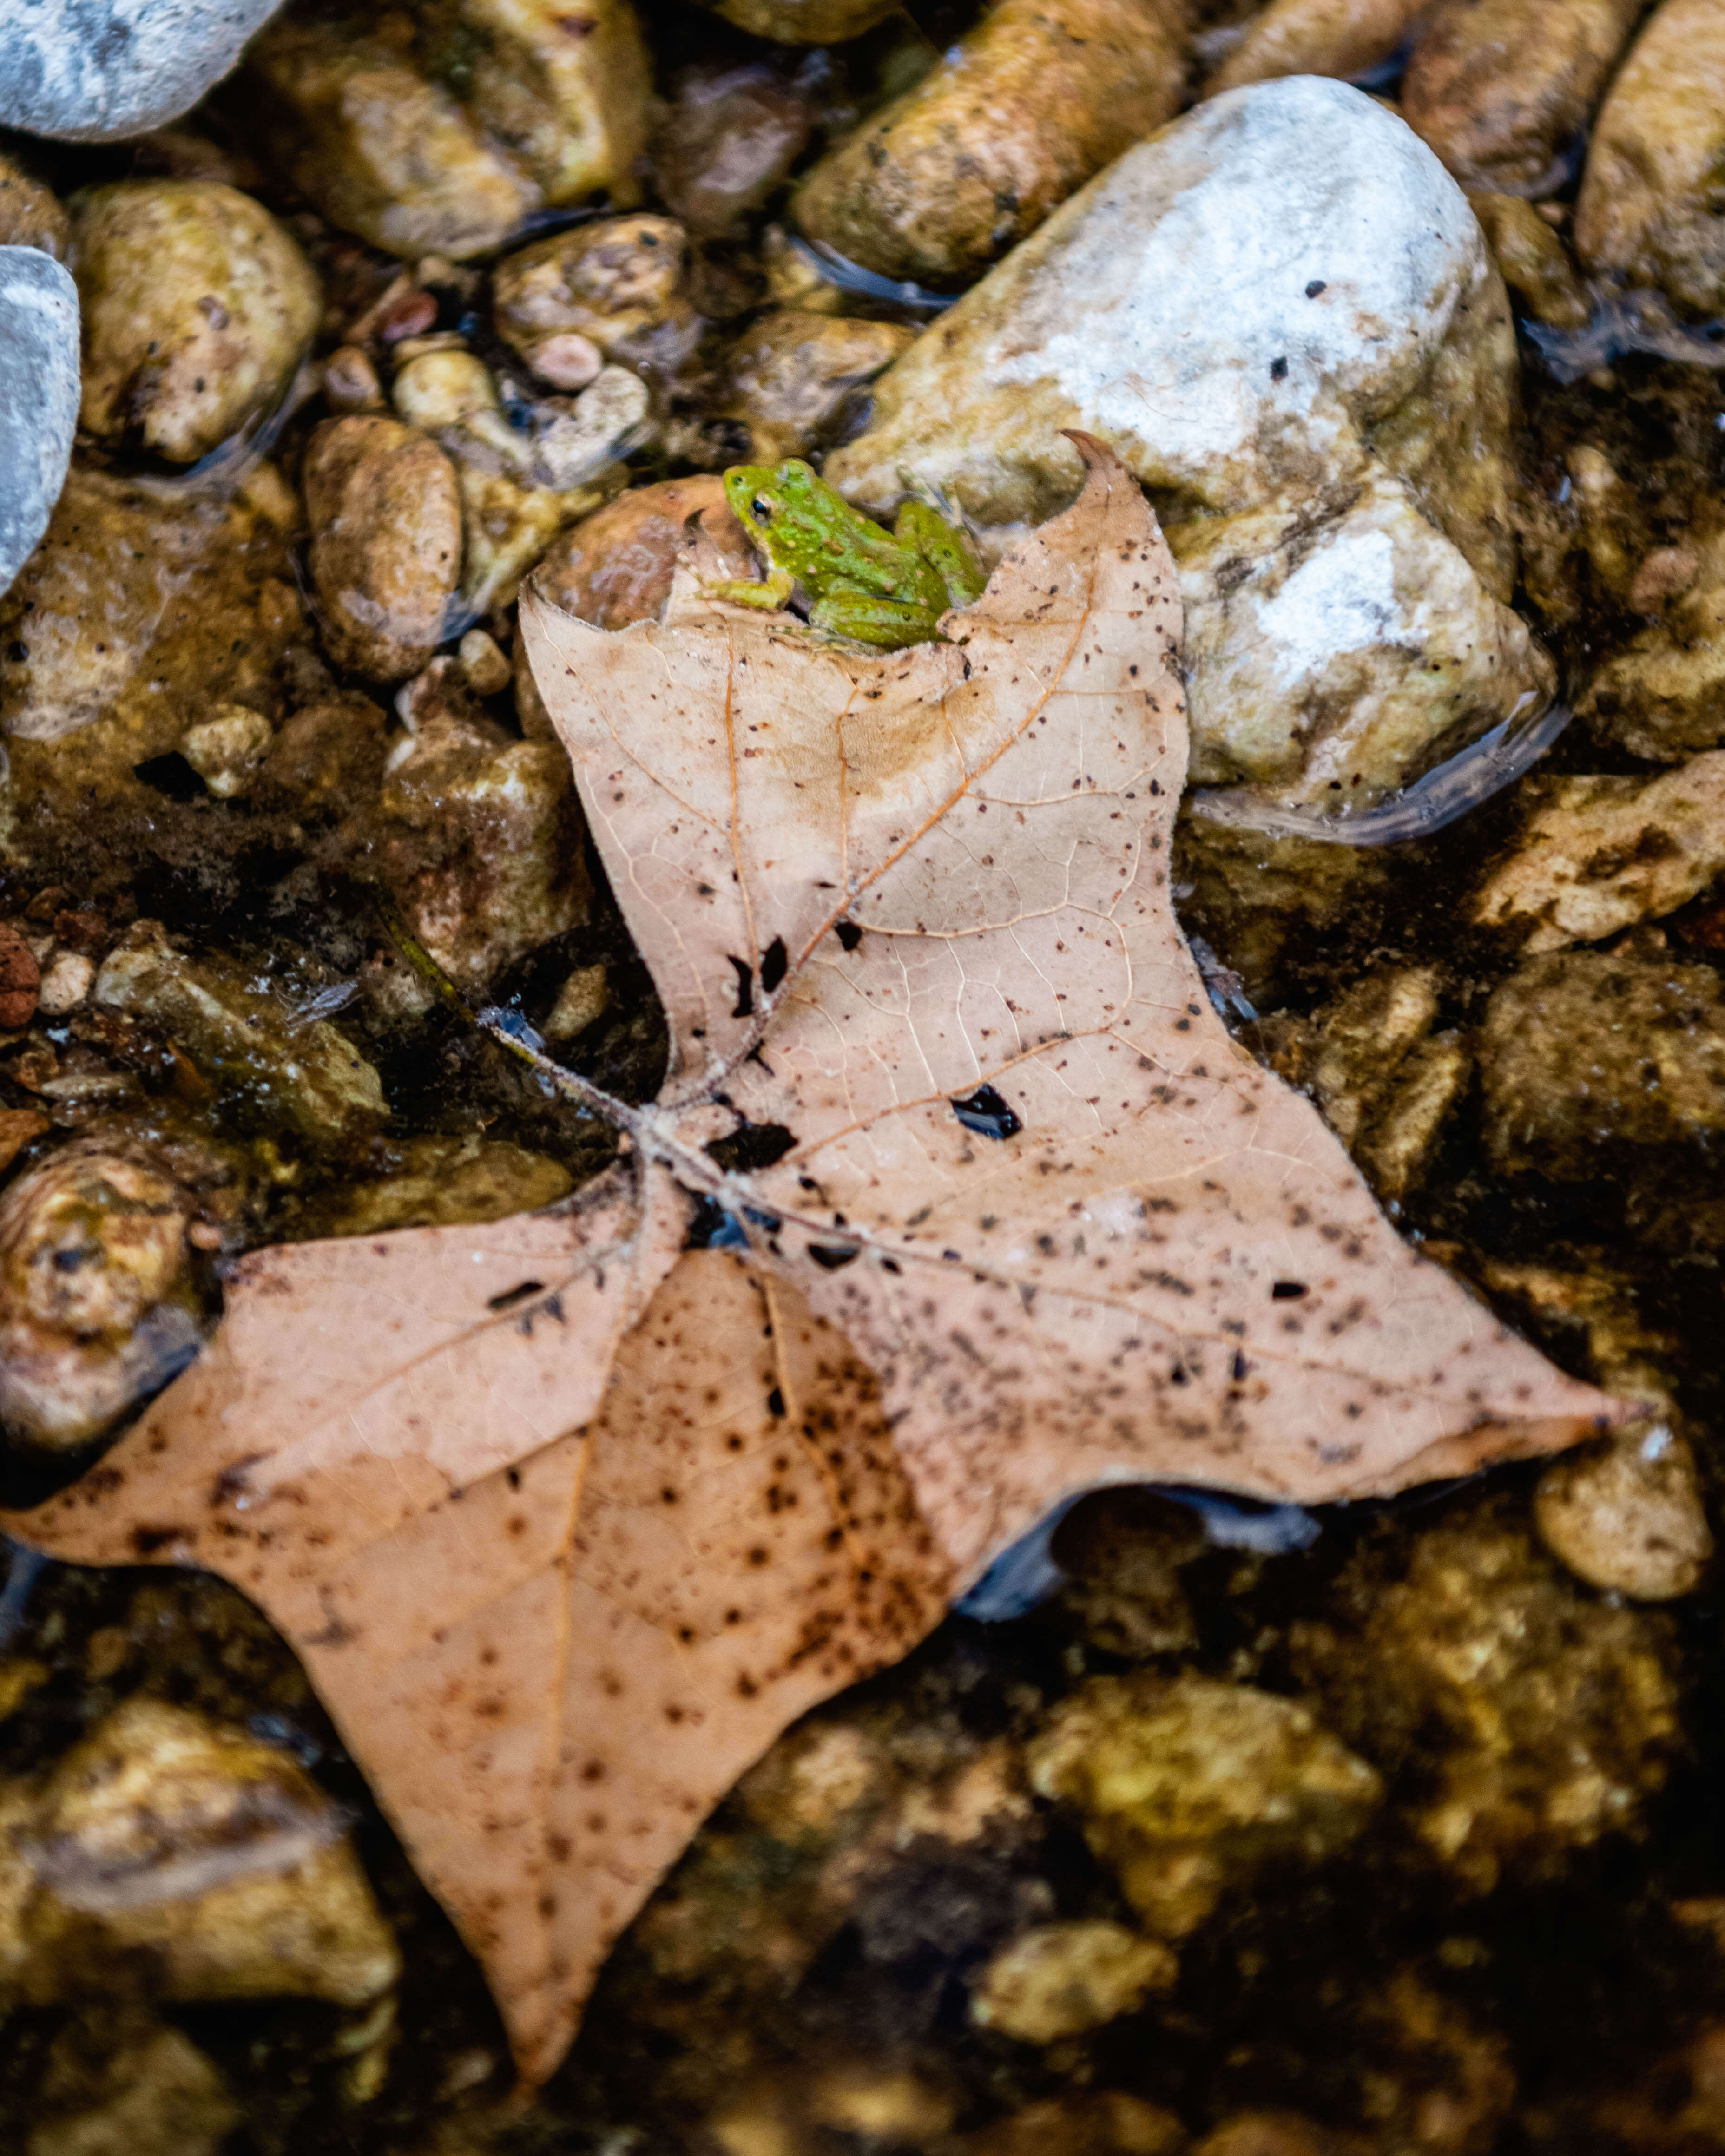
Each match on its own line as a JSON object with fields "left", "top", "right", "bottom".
{"left": 831, "top": 78, "right": 1489, "bottom": 528}
{"left": 829, "top": 76, "right": 1541, "bottom": 809}
{"left": 0, "top": 247, "right": 78, "bottom": 600}
{"left": 0, "top": 0, "right": 284, "bottom": 142}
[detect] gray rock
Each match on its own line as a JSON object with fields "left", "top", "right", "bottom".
{"left": 0, "top": 246, "right": 77, "bottom": 599}
{"left": 0, "top": 0, "right": 284, "bottom": 141}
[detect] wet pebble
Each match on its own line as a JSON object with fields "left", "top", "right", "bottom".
{"left": 1536, "top": 1420, "right": 1713, "bottom": 1601}
{"left": 69, "top": 179, "right": 320, "bottom": 465}
{"left": 1402, "top": 0, "right": 1643, "bottom": 194}
{"left": 303, "top": 414, "right": 462, "bottom": 682}
{"left": 0, "top": 1146, "right": 204, "bottom": 1453}
{"left": 793, "top": 0, "right": 1188, "bottom": 288}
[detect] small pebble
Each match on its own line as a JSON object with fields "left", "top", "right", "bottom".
{"left": 544, "top": 963, "right": 609, "bottom": 1042}
{"left": 34, "top": 950, "right": 94, "bottom": 1016}
{"left": 378, "top": 289, "right": 440, "bottom": 344}
{"left": 180, "top": 707, "right": 276, "bottom": 799}
{"left": 971, "top": 1919, "right": 1177, "bottom": 2043}
{"left": 458, "top": 628, "right": 512, "bottom": 697}
{"left": 325, "top": 344, "right": 384, "bottom": 412}
{"left": 529, "top": 332, "right": 605, "bottom": 390}
{"left": 1535, "top": 1420, "right": 1713, "bottom": 1600}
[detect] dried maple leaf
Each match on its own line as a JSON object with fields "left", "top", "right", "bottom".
{"left": 3, "top": 438, "right": 1618, "bottom": 2087}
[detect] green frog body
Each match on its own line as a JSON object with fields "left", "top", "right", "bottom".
{"left": 711, "top": 459, "right": 986, "bottom": 650}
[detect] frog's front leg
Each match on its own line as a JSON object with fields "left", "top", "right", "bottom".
{"left": 894, "top": 499, "right": 987, "bottom": 610}
{"left": 807, "top": 586, "right": 941, "bottom": 650}
{"left": 703, "top": 565, "right": 797, "bottom": 612}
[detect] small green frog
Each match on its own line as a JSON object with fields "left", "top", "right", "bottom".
{"left": 710, "top": 458, "right": 987, "bottom": 649}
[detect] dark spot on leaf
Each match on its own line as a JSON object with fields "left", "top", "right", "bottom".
{"left": 950, "top": 1084, "right": 1021, "bottom": 1140}
{"left": 706, "top": 1119, "right": 796, "bottom": 1173}
{"left": 487, "top": 1279, "right": 546, "bottom": 1314}
{"left": 836, "top": 920, "right": 863, "bottom": 952}
{"left": 760, "top": 936, "right": 787, "bottom": 994}
{"left": 728, "top": 956, "right": 754, "bottom": 1016}
{"left": 1271, "top": 1280, "right": 1308, "bottom": 1300}
{"left": 809, "top": 1243, "right": 859, "bottom": 1269}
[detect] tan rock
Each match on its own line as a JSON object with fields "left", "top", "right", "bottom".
{"left": 303, "top": 414, "right": 462, "bottom": 681}
{"left": 694, "top": 0, "right": 900, "bottom": 37}
{"left": 1177, "top": 471, "right": 1551, "bottom": 803}
{"left": 1470, "top": 191, "right": 1590, "bottom": 327}
{"left": 1536, "top": 1420, "right": 1712, "bottom": 1600}
{"left": 458, "top": 626, "right": 512, "bottom": 697}
{"left": 379, "top": 711, "right": 588, "bottom": 993}
{"left": 792, "top": 0, "right": 1187, "bottom": 289}
{"left": 964, "top": 2092, "right": 1190, "bottom": 2156}
{"left": 0, "top": 1698, "right": 399, "bottom": 2007}
{"left": 806, "top": 2060, "right": 959, "bottom": 2143}
{"left": 1576, "top": 0, "right": 1725, "bottom": 316}
{"left": 1210, "top": 0, "right": 1432, "bottom": 92}
{"left": 970, "top": 1919, "right": 1177, "bottom": 2042}
{"left": 1581, "top": 510, "right": 1725, "bottom": 760}
{"left": 0, "top": 1147, "right": 202, "bottom": 1452}
{"left": 1027, "top": 1673, "right": 1382, "bottom": 1937}
{"left": 293, "top": 1136, "right": 573, "bottom": 1238}
{"left": 70, "top": 180, "right": 319, "bottom": 465}
{"left": 1402, "top": 0, "right": 1643, "bottom": 194}
{"left": 543, "top": 962, "right": 609, "bottom": 1042}
{"left": 1473, "top": 756, "right": 1725, "bottom": 950}
{"left": 245, "top": 2, "right": 649, "bottom": 261}
{"left": 1354, "top": 1031, "right": 1471, "bottom": 1208}
{"left": 724, "top": 312, "right": 917, "bottom": 462}
{"left": 178, "top": 705, "right": 275, "bottom": 799}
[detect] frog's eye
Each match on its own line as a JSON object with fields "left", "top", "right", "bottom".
{"left": 751, "top": 496, "right": 772, "bottom": 522}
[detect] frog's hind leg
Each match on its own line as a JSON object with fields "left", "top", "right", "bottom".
{"left": 893, "top": 498, "right": 988, "bottom": 610}
{"left": 808, "top": 587, "right": 941, "bottom": 650}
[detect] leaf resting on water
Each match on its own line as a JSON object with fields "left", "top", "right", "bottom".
{"left": 2, "top": 437, "right": 1620, "bottom": 2086}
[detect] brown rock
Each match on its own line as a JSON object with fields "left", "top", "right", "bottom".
{"left": 0, "top": 466, "right": 306, "bottom": 820}
{"left": 244, "top": 3, "right": 649, "bottom": 261}
{"left": 724, "top": 311, "right": 918, "bottom": 461}
{"left": 0, "top": 1107, "right": 47, "bottom": 1176}
{"left": 493, "top": 214, "right": 701, "bottom": 379}
{"left": 653, "top": 64, "right": 816, "bottom": 240}
{"left": 0, "top": 150, "right": 67, "bottom": 257}
{"left": 303, "top": 415, "right": 462, "bottom": 681}
{"left": 0, "top": 922, "right": 40, "bottom": 1029}
{"left": 791, "top": 0, "right": 1187, "bottom": 288}
{"left": 1210, "top": 0, "right": 1434, "bottom": 92}
{"left": 1402, "top": 0, "right": 1643, "bottom": 194}
{"left": 532, "top": 477, "right": 754, "bottom": 631}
